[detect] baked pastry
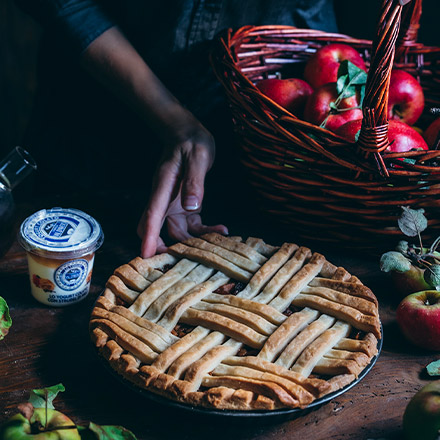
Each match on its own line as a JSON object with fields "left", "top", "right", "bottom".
{"left": 90, "top": 233, "right": 381, "bottom": 411}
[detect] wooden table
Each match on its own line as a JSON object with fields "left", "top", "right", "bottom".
{"left": 0, "top": 190, "right": 436, "bottom": 440}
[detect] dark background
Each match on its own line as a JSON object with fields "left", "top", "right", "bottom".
{"left": 0, "top": 0, "right": 437, "bottom": 167}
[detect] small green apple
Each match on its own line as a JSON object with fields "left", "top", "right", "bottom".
{"left": 391, "top": 265, "right": 432, "bottom": 297}
{"left": 403, "top": 380, "right": 440, "bottom": 440}
{"left": 0, "top": 407, "right": 80, "bottom": 440}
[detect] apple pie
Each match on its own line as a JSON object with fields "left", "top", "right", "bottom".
{"left": 90, "top": 233, "right": 381, "bottom": 411}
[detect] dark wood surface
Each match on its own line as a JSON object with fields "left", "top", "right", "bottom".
{"left": 0, "top": 191, "right": 436, "bottom": 440}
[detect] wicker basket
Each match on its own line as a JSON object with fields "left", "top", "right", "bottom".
{"left": 210, "top": 0, "right": 440, "bottom": 253}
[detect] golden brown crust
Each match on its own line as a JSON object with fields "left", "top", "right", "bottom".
{"left": 89, "top": 235, "right": 381, "bottom": 411}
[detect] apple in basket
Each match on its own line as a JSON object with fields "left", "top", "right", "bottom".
{"left": 388, "top": 70, "right": 425, "bottom": 126}
{"left": 303, "top": 43, "right": 366, "bottom": 89}
{"left": 396, "top": 290, "right": 440, "bottom": 351}
{"left": 335, "top": 119, "right": 429, "bottom": 152}
{"left": 424, "top": 117, "right": 440, "bottom": 149}
{"left": 403, "top": 380, "right": 440, "bottom": 440}
{"left": 303, "top": 82, "right": 363, "bottom": 132}
{"left": 255, "top": 78, "right": 313, "bottom": 116}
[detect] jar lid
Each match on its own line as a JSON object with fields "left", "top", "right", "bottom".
{"left": 18, "top": 207, "right": 104, "bottom": 258}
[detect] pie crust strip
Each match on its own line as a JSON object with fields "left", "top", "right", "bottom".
{"left": 90, "top": 318, "right": 158, "bottom": 364}
{"left": 168, "top": 243, "right": 253, "bottom": 282}
{"left": 274, "top": 314, "right": 336, "bottom": 369}
{"left": 143, "top": 265, "right": 215, "bottom": 322}
{"left": 252, "top": 246, "right": 312, "bottom": 304}
{"left": 202, "top": 293, "right": 287, "bottom": 325}
{"left": 128, "top": 259, "right": 199, "bottom": 316}
{"left": 290, "top": 321, "right": 351, "bottom": 377}
{"left": 258, "top": 308, "right": 319, "bottom": 362}
{"left": 269, "top": 253, "right": 326, "bottom": 311}
{"left": 167, "top": 331, "right": 227, "bottom": 379}
{"left": 202, "top": 233, "right": 269, "bottom": 265}
{"left": 237, "top": 243, "right": 299, "bottom": 299}
{"left": 180, "top": 308, "right": 267, "bottom": 349}
{"left": 291, "top": 293, "right": 381, "bottom": 338}
{"left": 183, "top": 237, "right": 261, "bottom": 272}
{"left": 158, "top": 272, "right": 229, "bottom": 330}
{"left": 94, "top": 295, "right": 179, "bottom": 345}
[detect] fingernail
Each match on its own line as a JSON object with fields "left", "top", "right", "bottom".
{"left": 184, "top": 196, "right": 199, "bottom": 211}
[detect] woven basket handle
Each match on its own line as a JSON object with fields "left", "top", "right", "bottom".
{"left": 357, "top": 0, "right": 412, "bottom": 175}
{"left": 396, "top": 0, "right": 422, "bottom": 58}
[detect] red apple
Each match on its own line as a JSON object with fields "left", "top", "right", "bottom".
{"left": 256, "top": 78, "right": 313, "bottom": 116}
{"left": 396, "top": 290, "right": 440, "bottom": 351}
{"left": 403, "top": 380, "right": 440, "bottom": 440}
{"left": 388, "top": 70, "right": 425, "bottom": 126}
{"left": 335, "top": 119, "right": 429, "bottom": 152}
{"left": 303, "top": 82, "right": 363, "bottom": 132}
{"left": 424, "top": 117, "right": 440, "bottom": 148}
{"left": 304, "top": 43, "right": 366, "bottom": 89}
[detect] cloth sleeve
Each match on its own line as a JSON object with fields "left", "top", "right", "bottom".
{"left": 15, "top": 0, "right": 116, "bottom": 54}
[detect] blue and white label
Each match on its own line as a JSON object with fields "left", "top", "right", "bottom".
{"left": 54, "top": 259, "right": 89, "bottom": 291}
{"left": 33, "top": 215, "right": 80, "bottom": 243}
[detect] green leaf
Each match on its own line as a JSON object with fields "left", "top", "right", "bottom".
{"left": 337, "top": 60, "right": 368, "bottom": 86}
{"left": 79, "top": 422, "right": 137, "bottom": 440}
{"left": 402, "top": 158, "right": 417, "bottom": 165}
{"left": 329, "top": 101, "right": 338, "bottom": 111}
{"left": 426, "top": 359, "right": 440, "bottom": 376}
{"left": 28, "top": 384, "right": 65, "bottom": 410}
{"left": 0, "top": 297, "right": 12, "bottom": 340}
{"left": 398, "top": 206, "right": 428, "bottom": 237}
{"left": 354, "top": 128, "right": 361, "bottom": 142}
{"left": 336, "top": 74, "right": 348, "bottom": 95}
{"left": 424, "top": 264, "right": 440, "bottom": 290}
{"left": 395, "top": 240, "right": 409, "bottom": 254}
{"left": 380, "top": 251, "right": 411, "bottom": 273}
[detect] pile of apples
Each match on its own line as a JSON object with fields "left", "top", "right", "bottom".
{"left": 256, "top": 43, "right": 440, "bottom": 153}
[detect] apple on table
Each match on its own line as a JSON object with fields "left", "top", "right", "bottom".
{"left": 403, "top": 380, "right": 440, "bottom": 440}
{"left": 303, "top": 43, "right": 366, "bottom": 89}
{"left": 0, "top": 404, "right": 80, "bottom": 439}
{"left": 396, "top": 290, "right": 440, "bottom": 351}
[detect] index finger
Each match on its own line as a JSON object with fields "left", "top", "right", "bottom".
{"left": 140, "top": 159, "right": 179, "bottom": 257}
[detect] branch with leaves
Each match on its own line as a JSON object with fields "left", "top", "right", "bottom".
{"left": 320, "top": 60, "right": 367, "bottom": 131}
{"left": 0, "top": 384, "right": 138, "bottom": 440}
{"left": 380, "top": 207, "right": 440, "bottom": 290}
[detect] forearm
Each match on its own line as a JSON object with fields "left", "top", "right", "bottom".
{"left": 15, "top": 0, "right": 115, "bottom": 54}
{"left": 80, "top": 27, "right": 194, "bottom": 145}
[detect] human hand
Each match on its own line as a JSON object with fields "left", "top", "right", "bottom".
{"left": 137, "top": 110, "right": 228, "bottom": 258}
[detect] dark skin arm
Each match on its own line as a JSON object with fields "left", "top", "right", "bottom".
{"left": 80, "top": 26, "right": 228, "bottom": 257}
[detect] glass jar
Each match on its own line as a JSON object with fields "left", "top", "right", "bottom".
{"left": 0, "top": 147, "right": 37, "bottom": 258}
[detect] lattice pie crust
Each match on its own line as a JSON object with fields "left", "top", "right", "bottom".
{"left": 90, "top": 233, "right": 381, "bottom": 411}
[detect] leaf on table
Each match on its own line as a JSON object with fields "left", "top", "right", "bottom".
{"left": 398, "top": 206, "right": 428, "bottom": 237}
{"left": 0, "top": 296, "right": 12, "bottom": 340}
{"left": 79, "top": 422, "right": 138, "bottom": 440}
{"left": 426, "top": 359, "right": 440, "bottom": 376}
{"left": 29, "top": 383, "right": 65, "bottom": 409}
{"left": 380, "top": 251, "right": 411, "bottom": 273}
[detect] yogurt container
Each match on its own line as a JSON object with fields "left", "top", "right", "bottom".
{"left": 18, "top": 207, "right": 104, "bottom": 306}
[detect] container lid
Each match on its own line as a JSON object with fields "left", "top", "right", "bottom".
{"left": 18, "top": 207, "right": 104, "bottom": 258}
